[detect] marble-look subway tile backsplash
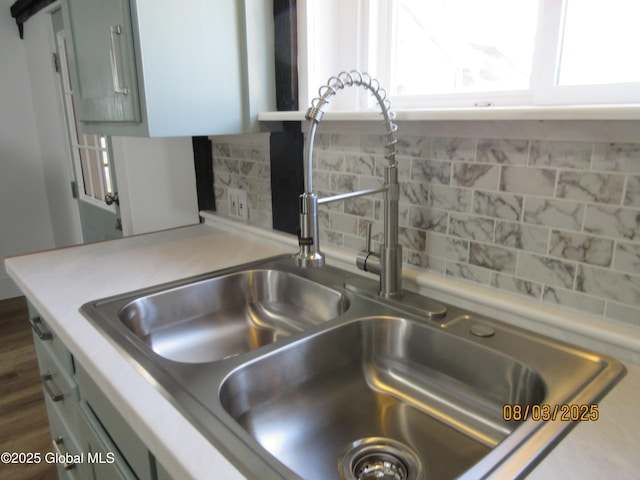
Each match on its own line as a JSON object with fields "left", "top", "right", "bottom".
{"left": 211, "top": 135, "right": 272, "bottom": 229}
{"left": 211, "top": 126, "right": 640, "bottom": 328}
{"left": 310, "top": 130, "right": 640, "bottom": 327}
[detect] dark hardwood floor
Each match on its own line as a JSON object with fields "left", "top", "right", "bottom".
{"left": 0, "top": 296, "right": 58, "bottom": 480}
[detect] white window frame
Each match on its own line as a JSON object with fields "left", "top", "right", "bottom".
{"left": 532, "top": 0, "right": 640, "bottom": 106}
{"left": 298, "top": 0, "right": 640, "bottom": 113}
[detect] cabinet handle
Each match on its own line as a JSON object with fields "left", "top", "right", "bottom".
{"left": 52, "top": 437, "right": 76, "bottom": 470}
{"left": 41, "top": 373, "right": 64, "bottom": 402}
{"left": 108, "top": 25, "right": 129, "bottom": 95}
{"left": 29, "top": 317, "right": 52, "bottom": 341}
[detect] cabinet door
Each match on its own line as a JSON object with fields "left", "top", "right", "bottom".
{"left": 78, "top": 403, "right": 137, "bottom": 480}
{"left": 76, "top": 364, "right": 156, "bottom": 480}
{"left": 64, "top": 0, "right": 140, "bottom": 123}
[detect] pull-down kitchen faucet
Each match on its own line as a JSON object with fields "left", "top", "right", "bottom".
{"left": 295, "top": 71, "right": 402, "bottom": 299}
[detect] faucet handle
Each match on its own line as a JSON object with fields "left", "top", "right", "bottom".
{"left": 357, "top": 222, "right": 381, "bottom": 275}
{"left": 364, "top": 222, "right": 372, "bottom": 253}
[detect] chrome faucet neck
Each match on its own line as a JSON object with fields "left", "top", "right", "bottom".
{"left": 295, "top": 71, "right": 402, "bottom": 298}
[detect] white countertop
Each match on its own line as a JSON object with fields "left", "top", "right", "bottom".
{"left": 5, "top": 215, "right": 640, "bottom": 479}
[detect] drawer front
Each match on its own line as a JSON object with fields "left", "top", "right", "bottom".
{"left": 76, "top": 364, "right": 155, "bottom": 480}
{"left": 33, "top": 334, "right": 80, "bottom": 437}
{"left": 29, "top": 314, "right": 74, "bottom": 375}
{"left": 44, "top": 396, "right": 92, "bottom": 480}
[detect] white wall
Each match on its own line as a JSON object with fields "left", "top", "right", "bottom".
{"left": 0, "top": 0, "right": 57, "bottom": 299}
{"left": 111, "top": 136, "right": 200, "bottom": 236}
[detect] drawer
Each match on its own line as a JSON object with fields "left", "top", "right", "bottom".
{"left": 29, "top": 314, "right": 74, "bottom": 375}
{"left": 44, "top": 394, "right": 92, "bottom": 480}
{"left": 34, "top": 336, "right": 80, "bottom": 437}
{"left": 76, "top": 363, "right": 155, "bottom": 480}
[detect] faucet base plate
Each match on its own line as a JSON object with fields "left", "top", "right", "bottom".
{"left": 344, "top": 276, "right": 447, "bottom": 319}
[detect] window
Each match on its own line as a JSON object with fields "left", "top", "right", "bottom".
{"left": 557, "top": 0, "right": 640, "bottom": 87}
{"left": 300, "top": 0, "right": 640, "bottom": 110}
{"left": 388, "top": 0, "right": 538, "bottom": 102}
{"left": 75, "top": 132, "right": 113, "bottom": 204}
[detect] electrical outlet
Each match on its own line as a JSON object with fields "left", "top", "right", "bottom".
{"left": 237, "top": 189, "right": 248, "bottom": 220}
{"left": 227, "top": 189, "right": 239, "bottom": 216}
{"left": 227, "top": 188, "right": 248, "bottom": 220}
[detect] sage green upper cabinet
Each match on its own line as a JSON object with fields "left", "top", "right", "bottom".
{"left": 62, "top": 0, "right": 275, "bottom": 137}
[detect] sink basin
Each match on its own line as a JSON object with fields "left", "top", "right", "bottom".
{"left": 219, "top": 316, "right": 545, "bottom": 480}
{"left": 118, "top": 268, "right": 349, "bottom": 363}
{"left": 81, "top": 255, "right": 625, "bottom": 480}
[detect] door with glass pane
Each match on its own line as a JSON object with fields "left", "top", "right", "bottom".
{"left": 53, "top": 9, "right": 123, "bottom": 243}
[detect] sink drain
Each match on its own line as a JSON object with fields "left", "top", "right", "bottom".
{"left": 338, "top": 437, "right": 422, "bottom": 480}
{"left": 353, "top": 452, "right": 407, "bottom": 480}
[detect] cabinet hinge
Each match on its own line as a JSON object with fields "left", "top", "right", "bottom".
{"left": 52, "top": 52, "right": 61, "bottom": 73}
{"left": 70, "top": 180, "right": 78, "bottom": 199}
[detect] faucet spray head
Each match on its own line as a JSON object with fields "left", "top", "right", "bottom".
{"left": 295, "top": 192, "right": 325, "bottom": 268}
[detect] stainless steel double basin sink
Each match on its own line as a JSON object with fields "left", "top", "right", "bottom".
{"left": 81, "top": 254, "right": 625, "bottom": 480}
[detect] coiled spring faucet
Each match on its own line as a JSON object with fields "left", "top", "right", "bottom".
{"left": 295, "top": 71, "right": 403, "bottom": 299}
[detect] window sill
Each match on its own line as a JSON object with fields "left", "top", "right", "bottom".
{"left": 259, "top": 104, "right": 640, "bottom": 122}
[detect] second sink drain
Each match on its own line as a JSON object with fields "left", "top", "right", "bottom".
{"left": 338, "top": 437, "right": 422, "bottom": 480}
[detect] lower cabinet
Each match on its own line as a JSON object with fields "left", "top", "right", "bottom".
{"left": 29, "top": 306, "right": 171, "bottom": 480}
{"left": 76, "top": 363, "right": 155, "bottom": 479}
{"left": 77, "top": 402, "right": 138, "bottom": 480}
{"left": 43, "top": 397, "right": 92, "bottom": 480}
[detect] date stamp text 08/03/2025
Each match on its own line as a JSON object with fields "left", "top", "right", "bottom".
{"left": 503, "top": 404, "right": 600, "bottom": 422}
